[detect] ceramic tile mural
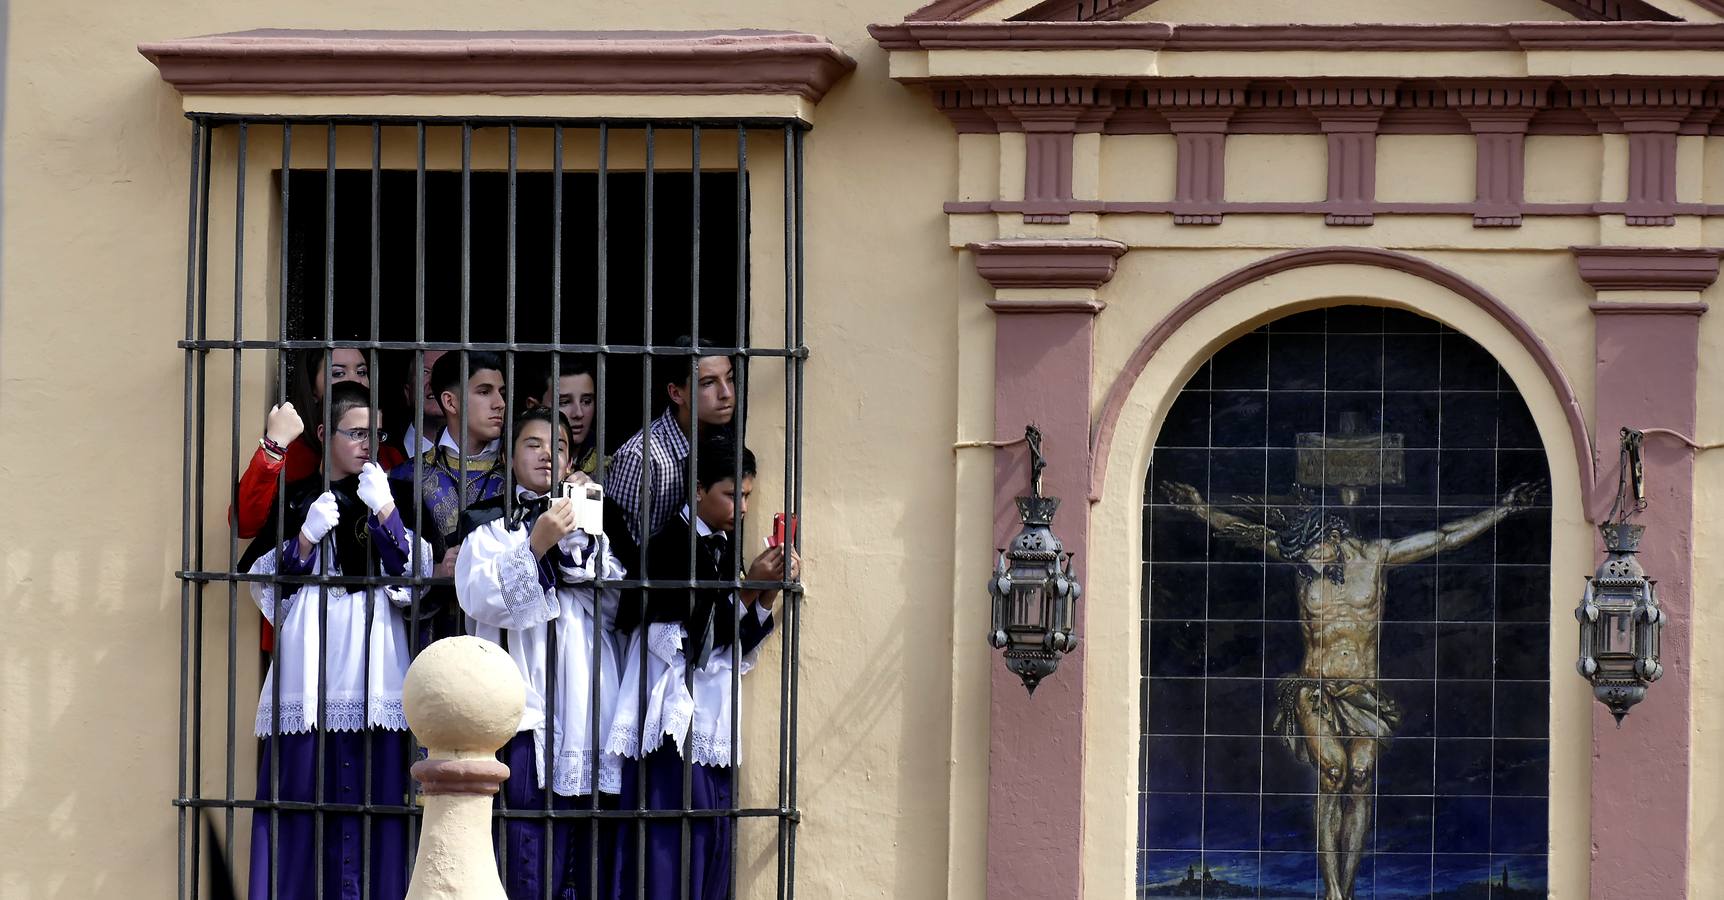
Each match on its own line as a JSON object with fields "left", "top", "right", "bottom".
{"left": 1139, "top": 307, "right": 1551, "bottom": 900}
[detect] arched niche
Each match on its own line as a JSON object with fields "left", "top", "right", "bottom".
{"left": 1080, "top": 252, "right": 1592, "bottom": 899}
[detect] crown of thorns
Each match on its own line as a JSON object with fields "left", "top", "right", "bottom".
{"left": 1276, "top": 508, "right": 1352, "bottom": 561}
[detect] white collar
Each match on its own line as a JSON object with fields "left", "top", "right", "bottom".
{"left": 516, "top": 484, "right": 550, "bottom": 502}
{"left": 437, "top": 427, "right": 499, "bottom": 459}
{"left": 680, "top": 504, "right": 719, "bottom": 539}
{"left": 404, "top": 423, "right": 440, "bottom": 455}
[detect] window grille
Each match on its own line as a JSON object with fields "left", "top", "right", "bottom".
{"left": 174, "top": 115, "right": 807, "bottom": 900}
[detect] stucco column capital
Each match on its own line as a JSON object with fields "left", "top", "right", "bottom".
{"left": 969, "top": 239, "right": 1127, "bottom": 313}
{"left": 1571, "top": 246, "right": 1724, "bottom": 295}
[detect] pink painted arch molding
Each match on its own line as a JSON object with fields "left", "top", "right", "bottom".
{"left": 1087, "top": 246, "right": 1600, "bottom": 513}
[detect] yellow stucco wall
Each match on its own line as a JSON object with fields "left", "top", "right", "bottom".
{"left": 1377, "top": 135, "right": 1475, "bottom": 204}
{"left": 1226, "top": 134, "right": 1327, "bottom": 203}
{"left": 10, "top": 1, "right": 1724, "bottom": 898}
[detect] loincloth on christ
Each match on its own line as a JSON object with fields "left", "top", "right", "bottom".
{"left": 1271, "top": 677, "right": 1403, "bottom": 763}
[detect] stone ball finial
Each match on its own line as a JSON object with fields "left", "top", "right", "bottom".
{"left": 403, "top": 636, "right": 525, "bottom": 754}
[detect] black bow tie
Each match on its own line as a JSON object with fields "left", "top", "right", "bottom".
{"left": 511, "top": 495, "right": 551, "bottom": 528}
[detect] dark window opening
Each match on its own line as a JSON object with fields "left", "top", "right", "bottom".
{"left": 282, "top": 169, "right": 748, "bottom": 448}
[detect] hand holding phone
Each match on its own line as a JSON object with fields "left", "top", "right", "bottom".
{"left": 561, "top": 480, "right": 607, "bottom": 536}
{"left": 767, "top": 513, "right": 798, "bottom": 549}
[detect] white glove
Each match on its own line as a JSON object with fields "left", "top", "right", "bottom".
{"left": 357, "top": 462, "right": 393, "bottom": 514}
{"left": 300, "top": 491, "right": 341, "bottom": 544}
{"left": 557, "top": 527, "right": 594, "bottom": 556}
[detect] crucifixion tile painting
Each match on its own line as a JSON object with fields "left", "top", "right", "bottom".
{"left": 1138, "top": 306, "right": 1552, "bottom": 900}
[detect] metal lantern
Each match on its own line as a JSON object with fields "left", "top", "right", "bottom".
{"left": 1576, "top": 428, "right": 1664, "bottom": 725}
{"left": 988, "top": 426, "right": 1082, "bottom": 694}
{"left": 1576, "top": 522, "right": 1663, "bottom": 725}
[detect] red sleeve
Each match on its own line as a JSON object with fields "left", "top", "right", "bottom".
{"left": 233, "top": 445, "right": 286, "bottom": 539}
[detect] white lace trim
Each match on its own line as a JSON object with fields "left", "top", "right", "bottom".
{"left": 550, "top": 746, "right": 623, "bottom": 796}
{"left": 255, "top": 697, "right": 408, "bottom": 735}
{"left": 500, "top": 541, "right": 555, "bottom": 625}
{"left": 684, "top": 729, "right": 735, "bottom": 770}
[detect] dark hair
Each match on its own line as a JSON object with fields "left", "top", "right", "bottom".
{"left": 430, "top": 350, "right": 506, "bottom": 407}
{"left": 663, "top": 335, "right": 732, "bottom": 402}
{"left": 1275, "top": 508, "right": 1352, "bottom": 562}
{"left": 512, "top": 405, "right": 573, "bottom": 450}
{"left": 289, "top": 348, "right": 373, "bottom": 451}
{"left": 324, "top": 380, "right": 376, "bottom": 429}
{"left": 695, "top": 429, "right": 756, "bottom": 490}
{"left": 539, "top": 353, "right": 597, "bottom": 400}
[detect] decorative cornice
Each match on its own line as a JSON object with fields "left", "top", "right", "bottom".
{"left": 1590, "top": 301, "right": 1711, "bottom": 315}
{"left": 905, "top": 77, "right": 1724, "bottom": 138}
{"left": 870, "top": 21, "right": 1724, "bottom": 53}
{"left": 139, "top": 30, "right": 856, "bottom": 101}
{"left": 969, "top": 239, "right": 1129, "bottom": 293}
{"left": 905, "top": 0, "right": 1002, "bottom": 21}
{"left": 871, "top": 21, "right": 1172, "bottom": 50}
{"left": 1571, "top": 246, "right": 1724, "bottom": 292}
{"left": 985, "top": 298, "right": 1108, "bottom": 313}
{"left": 1007, "top": 0, "right": 1681, "bottom": 22}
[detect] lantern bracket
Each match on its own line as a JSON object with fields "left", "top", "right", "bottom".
{"left": 1026, "top": 424, "right": 1046, "bottom": 499}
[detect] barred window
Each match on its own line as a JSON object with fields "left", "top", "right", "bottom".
{"left": 175, "top": 116, "right": 807, "bottom": 899}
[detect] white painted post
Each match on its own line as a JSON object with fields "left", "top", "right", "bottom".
{"left": 402, "top": 636, "right": 525, "bottom": 900}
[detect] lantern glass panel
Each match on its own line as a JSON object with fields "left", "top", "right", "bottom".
{"left": 1601, "top": 611, "right": 1635, "bottom": 654}
{"left": 1014, "top": 584, "right": 1046, "bottom": 629}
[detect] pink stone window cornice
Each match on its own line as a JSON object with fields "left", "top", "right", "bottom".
{"left": 139, "top": 29, "right": 855, "bottom": 102}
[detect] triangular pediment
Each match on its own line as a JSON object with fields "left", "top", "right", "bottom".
{"left": 906, "top": 0, "right": 1691, "bottom": 22}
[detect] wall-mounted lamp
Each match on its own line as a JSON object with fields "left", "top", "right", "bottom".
{"left": 1576, "top": 428, "right": 1664, "bottom": 725}
{"left": 988, "top": 426, "right": 1082, "bottom": 695}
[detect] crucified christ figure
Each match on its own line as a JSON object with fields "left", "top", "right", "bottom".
{"left": 1158, "top": 481, "right": 1541, "bottom": 900}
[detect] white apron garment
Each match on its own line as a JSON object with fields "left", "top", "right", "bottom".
{"left": 456, "top": 518, "right": 626, "bottom": 796}
{"left": 249, "top": 536, "right": 432, "bottom": 736}
{"left": 604, "top": 603, "right": 772, "bottom": 769}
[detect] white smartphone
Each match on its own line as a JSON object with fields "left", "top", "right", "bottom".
{"left": 561, "top": 480, "right": 606, "bottom": 536}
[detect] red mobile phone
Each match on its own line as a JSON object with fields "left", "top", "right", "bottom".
{"left": 771, "top": 513, "right": 798, "bottom": 549}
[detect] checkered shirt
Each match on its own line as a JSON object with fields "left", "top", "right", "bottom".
{"left": 604, "top": 408, "right": 692, "bottom": 542}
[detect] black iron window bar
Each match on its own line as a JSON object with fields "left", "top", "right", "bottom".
{"left": 173, "top": 115, "right": 807, "bottom": 900}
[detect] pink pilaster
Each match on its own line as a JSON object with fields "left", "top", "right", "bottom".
{"left": 1573, "top": 245, "right": 1720, "bottom": 900}
{"left": 971, "top": 238, "right": 1126, "bottom": 900}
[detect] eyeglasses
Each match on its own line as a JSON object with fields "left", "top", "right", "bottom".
{"left": 333, "top": 428, "right": 389, "bottom": 444}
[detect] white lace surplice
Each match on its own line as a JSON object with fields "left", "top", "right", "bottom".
{"left": 249, "top": 537, "right": 432, "bottom": 736}
{"left": 456, "top": 518, "right": 625, "bottom": 796}
{"left": 604, "top": 603, "right": 772, "bottom": 769}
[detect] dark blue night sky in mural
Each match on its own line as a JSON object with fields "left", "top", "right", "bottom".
{"left": 1139, "top": 307, "right": 1551, "bottom": 899}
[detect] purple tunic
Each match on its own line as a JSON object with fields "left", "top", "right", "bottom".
{"left": 497, "top": 730, "right": 619, "bottom": 900}
{"left": 248, "top": 729, "right": 412, "bottom": 900}
{"left": 612, "top": 745, "right": 736, "bottom": 900}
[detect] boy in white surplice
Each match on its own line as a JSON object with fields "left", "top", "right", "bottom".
{"left": 245, "top": 380, "right": 434, "bottom": 900}
{"left": 455, "top": 406, "right": 626, "bottom": 899}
